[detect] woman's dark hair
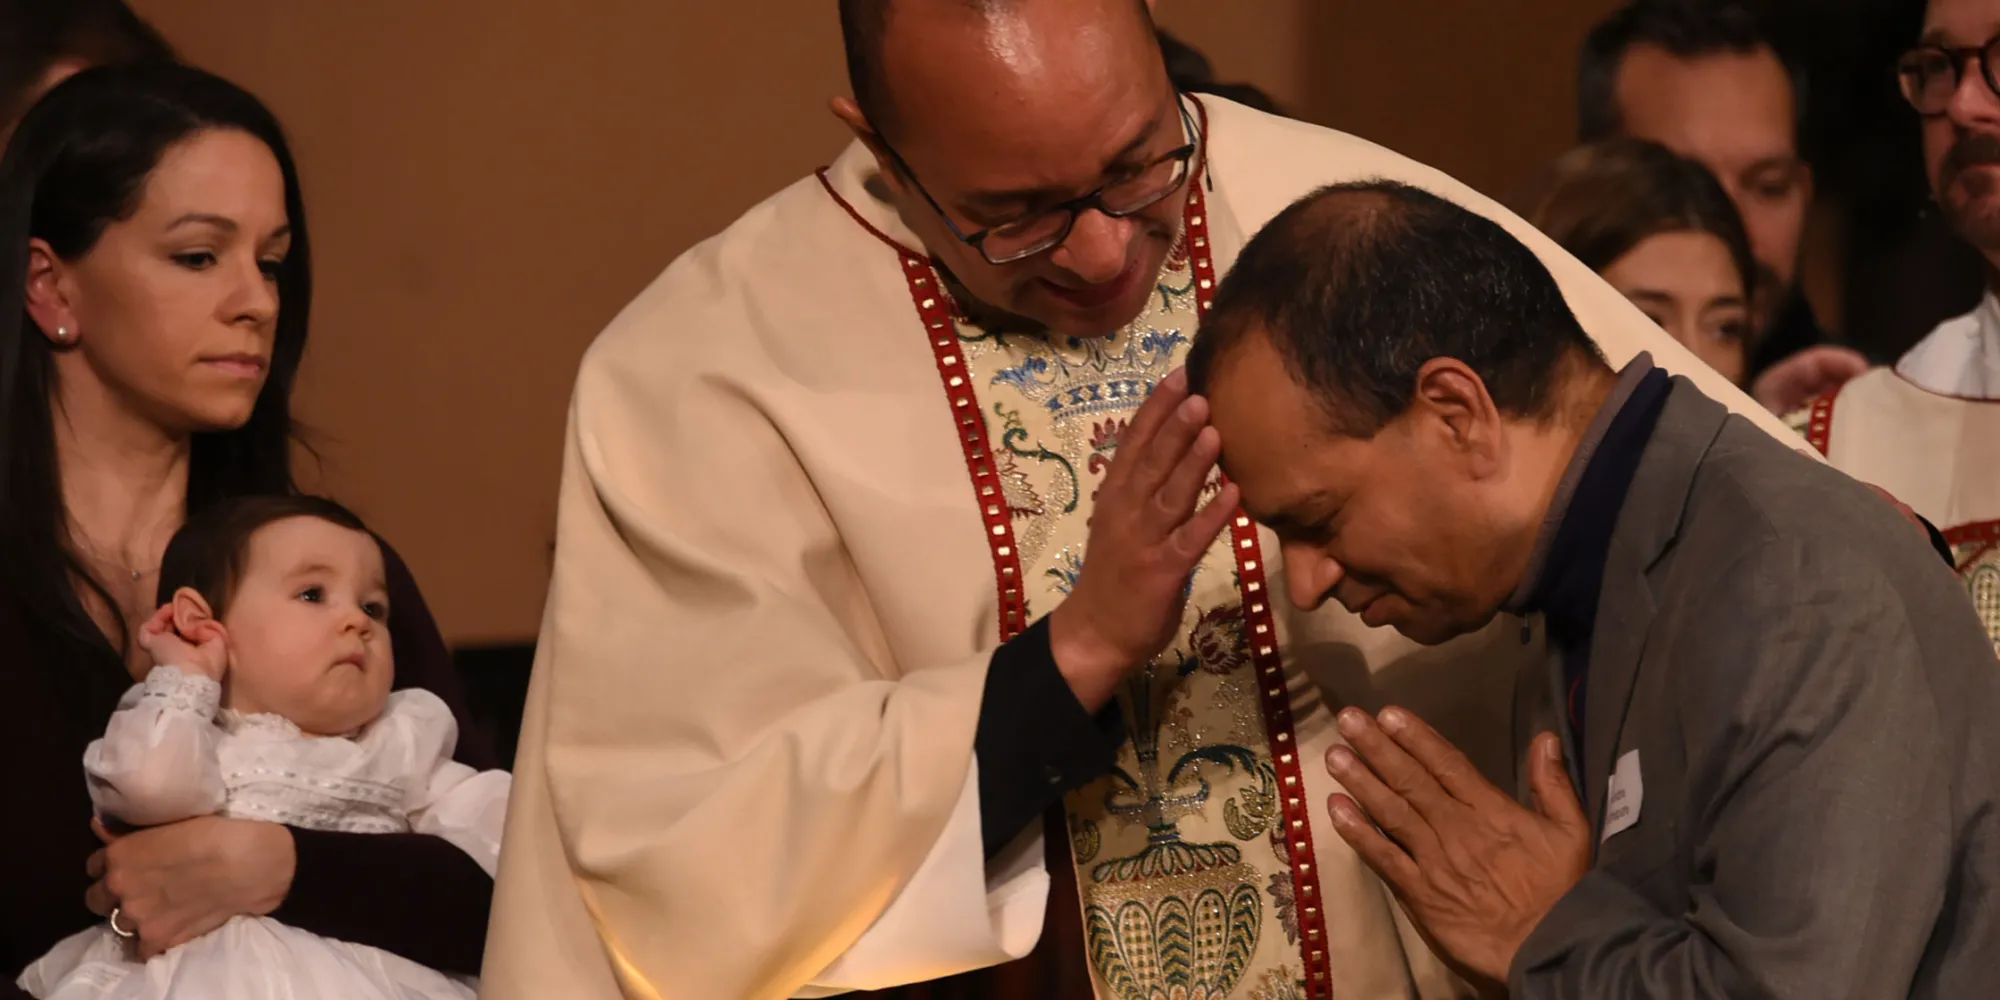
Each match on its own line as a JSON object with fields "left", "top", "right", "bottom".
{"left": 1520, "top": 137, "right": 1757, "bottom": 315}
{"left": 0, "top": 0, "right": 175, "bottom": 130}
{"left": 158, "top": 495, "right": 370, "bottom": 618}
{"left": 0, "top": 63, "right": 311, "bottom": 674}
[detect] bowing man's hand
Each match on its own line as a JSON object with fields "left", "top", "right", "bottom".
{"left": 1325, "top": 707, "right": 1591, "bottom": 993}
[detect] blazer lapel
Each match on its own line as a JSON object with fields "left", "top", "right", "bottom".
{"left": 1579, "top": 381, "right": 1729, "bottom": 830}
{"left": 1580, "top": 551, "right": 1655, "bottom": 827}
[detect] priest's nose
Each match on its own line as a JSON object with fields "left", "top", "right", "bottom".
{"left": 1049, "top": 209, "right": 1137, "bottom": 285}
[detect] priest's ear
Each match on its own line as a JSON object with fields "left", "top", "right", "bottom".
{"left": 830, "top": 97, "right": 888, "bottom": 158}
{"left": 828, "top": 96, "right": 909, "bottom": 195}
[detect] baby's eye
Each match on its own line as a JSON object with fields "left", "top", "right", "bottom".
{"left": 362, "top": 601, "right": 388, "bottom": 622}
{"left": 297, "top": 585, "right": 324, "bottom": 604}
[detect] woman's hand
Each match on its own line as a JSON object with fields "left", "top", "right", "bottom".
{"left": 135, "top": 604, "right": 227, "bottom": 683}
{"left": 85, "top": 815, "right": 295, "bottom": 959}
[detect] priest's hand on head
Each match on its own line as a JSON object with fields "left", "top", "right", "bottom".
{"left": 1326, "top": 708, "right": 1591, "bottom": 994}
{"left": 1048, "top": 367, "right": 1239, "bottom": 713}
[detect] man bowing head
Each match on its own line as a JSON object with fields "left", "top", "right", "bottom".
{"left": 1189, "top": 180, "right": 2000, "bottom": 998}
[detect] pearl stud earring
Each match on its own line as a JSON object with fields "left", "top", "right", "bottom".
{"left": 54, "top": 326, "right": 71, "bottom": 343}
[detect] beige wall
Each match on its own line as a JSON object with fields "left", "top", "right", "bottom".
{"left": 130, "top": 0, "right": 1615, "bottom": 643}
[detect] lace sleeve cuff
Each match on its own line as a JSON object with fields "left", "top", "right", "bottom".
{"left": 137, "top": 665, "right": 223, "bottom": 719}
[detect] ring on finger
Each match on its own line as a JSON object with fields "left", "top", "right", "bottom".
{"left": 108, "top": 907, "right": 136, "bottom": 939}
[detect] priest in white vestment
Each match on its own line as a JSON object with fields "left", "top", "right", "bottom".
{"left": 1792, "top": 0, "right": 2000, "bottom": 652}
{"left": 480, "top": 2, "right": 1802, "bottom": 998}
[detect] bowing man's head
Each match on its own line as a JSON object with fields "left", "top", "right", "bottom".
{"left": 1188, "top": 181, "right": 1617, "bottom": 646}
{"left": 831, "top": 0, "right": 1193, "bottom": 339}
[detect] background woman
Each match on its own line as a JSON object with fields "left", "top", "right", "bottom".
{"left": 1523, "top": 136, "right": 1759, "bottom": 388}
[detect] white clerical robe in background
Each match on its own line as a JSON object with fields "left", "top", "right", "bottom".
{"left": 1792, "top": 293, "right": 2000, "bottom": 652}
{"left": 1896, "top": 291, "right": 2000, "bottom": 398}
{"left": 481, "top": 97, "right": 1799, "bottom": 1000}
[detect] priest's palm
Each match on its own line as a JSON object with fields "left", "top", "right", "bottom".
{"left": 1049, "top": 368, "right": 1239, "bottom": 713}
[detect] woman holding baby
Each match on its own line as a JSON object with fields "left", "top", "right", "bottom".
{"left": 0, "top": 24, "right": 505, "bottom": 1000}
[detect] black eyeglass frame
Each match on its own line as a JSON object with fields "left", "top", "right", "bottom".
{"left": 1898, "top": 35, "right": 2000, "bottom": 116}
{"left": 877, "top": 94, "right": 1203, "bottom": 265}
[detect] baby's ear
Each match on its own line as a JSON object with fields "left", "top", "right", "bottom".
{"left": 169, "top": 587, "right": 219, "bottom": 639}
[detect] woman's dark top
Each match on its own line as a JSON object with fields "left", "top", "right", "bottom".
{"left": 1, "top": 542, "right": 500, "bottom": 993}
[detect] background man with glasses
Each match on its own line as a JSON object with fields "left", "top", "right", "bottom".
{"left": 481, "top": 1, "right": 1799, "bottom": 997}
{"left": 1801, "top": 0, "right": 2000, "bottom": 653}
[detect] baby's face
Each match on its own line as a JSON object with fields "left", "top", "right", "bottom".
{"left": 221, "top": 516, "right": 395, "bottom": 735}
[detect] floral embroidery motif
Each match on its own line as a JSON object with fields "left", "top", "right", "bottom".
{"left": 1089, "top": 417, "right": 1129, "bottom": 476}
{"left": 1247, "top": 968, "right": 1309, "bottom": 1000}
{"left": 1046, "top": 549, "right": 1086, "bottom": 597}
{"left": 1190, "top": 604, "right": 1249, "bottom": 676}
{"left": 1073, "top": 812, "right": 1104, "bottom": 865}
{"left": 1266, "top": 872, "right": 1299, "bottom": 946}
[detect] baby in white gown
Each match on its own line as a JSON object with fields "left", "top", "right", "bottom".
{"left": 17, "top": 497, "right": 511, "bottom": 1000}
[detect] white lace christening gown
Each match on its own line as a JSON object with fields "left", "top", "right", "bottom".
{"left": 16, "top": 666, "right": 511, "bottom": 1000}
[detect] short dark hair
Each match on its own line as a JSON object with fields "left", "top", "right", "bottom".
{"left": 1188, "top": 181, "right": 1600, "bottom": 436}
{"left": 1577, "top": 1, "right": 1802, "bottom": 143}
{"left": 157, "top": 495, "right": 373, "bottom": 617}
{"left": 1523, "top": 137, "right": 1756, "bottom": 315}
{"left": 839, "top": 0, "right": 1152, "bottom": 139}
{"left": 0, "top": 0, "right": 174, "bottom": 131}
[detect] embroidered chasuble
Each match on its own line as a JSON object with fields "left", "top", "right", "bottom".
{"left": 878, "top": 177, "right": 1329, "bottom": 999}
{"left": 481, "top": 96, "right": 1807, "bottom": 1000}
{"left": 1794, "top": 368, "right": 2000, "bottom": 652}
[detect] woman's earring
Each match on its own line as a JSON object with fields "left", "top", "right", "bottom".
{"left": 53, "top": 326, "right": 71, "bottom": 343}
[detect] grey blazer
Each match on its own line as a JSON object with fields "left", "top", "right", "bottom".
{"left": 1509, "top": 380, "right": 2000, "bottom": 999}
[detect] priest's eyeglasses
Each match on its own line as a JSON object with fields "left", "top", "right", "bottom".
{"left": 1899, "top": 34, "right": 2000, "bottom": 115}
{"left": 881, "top": 98, "right": 1201, "bottom": 265}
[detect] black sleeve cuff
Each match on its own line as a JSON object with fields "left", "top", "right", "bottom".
{"left": 975, "top": 615, "right": 1127, "bottom": 858}
{"left": 275, "top": 828, "right": 493, "bottom": 975}
{"left": 1922, "top": 515, "right": 1956, "bottom": 568}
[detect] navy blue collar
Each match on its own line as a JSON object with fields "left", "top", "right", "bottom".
{"left": 1516, "top": 358, "right": 1674, "bottom": 741}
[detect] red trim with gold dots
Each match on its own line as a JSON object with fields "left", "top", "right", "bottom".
{"left": 1192, "top": 182, "right": 1334, "bottom": 995}
{"left": 1803, "top": 385, "right": 1837, "bottom": 456}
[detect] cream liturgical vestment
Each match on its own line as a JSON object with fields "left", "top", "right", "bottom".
{"left": 482, "top": 97, "right": 1799, "bottom": 1000}
{"left": 1793, "top": 296, "right": 2000, "bottom": 652}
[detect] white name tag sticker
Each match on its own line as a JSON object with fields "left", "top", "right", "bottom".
{"left": 1601, "top": 750, "right": 1643, "bottom": 843}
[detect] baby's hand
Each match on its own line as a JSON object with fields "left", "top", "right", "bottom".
{"left": 136, "top": 605, "right": 228, "bottom": 682}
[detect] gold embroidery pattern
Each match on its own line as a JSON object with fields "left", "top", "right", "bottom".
{"left": 1947, "top": 521, "right": 2000, "bottom": 654}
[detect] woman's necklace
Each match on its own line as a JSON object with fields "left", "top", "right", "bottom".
{"left": 72, "top": 539, "right": 161, "bottom": 582}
